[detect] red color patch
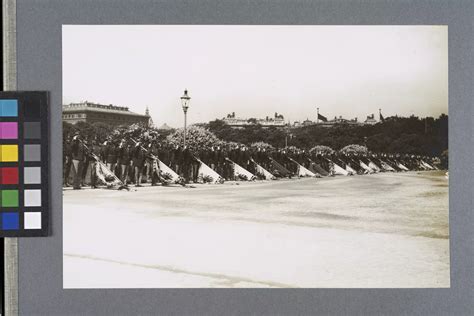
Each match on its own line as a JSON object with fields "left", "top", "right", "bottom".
{"left": 1, "top": 167, "right": 19, "bottom": 184}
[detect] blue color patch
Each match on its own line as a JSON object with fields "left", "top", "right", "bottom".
{"left": 2, "top": 212, "right": 19, "bottom": 230}
{"left": 0, "top": 99, "right": 18, "bottom": 117}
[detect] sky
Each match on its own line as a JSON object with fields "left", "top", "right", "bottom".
{"left": 63, "top": 25, "right": 448, "bottom": 128}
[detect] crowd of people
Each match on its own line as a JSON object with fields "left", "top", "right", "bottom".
{"left": 63, "top": 128, "right": 441, "bottom": 190}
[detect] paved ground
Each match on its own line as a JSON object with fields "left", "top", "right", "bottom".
{"left": 63, "top": 171, "right": 449, "bottom": 288}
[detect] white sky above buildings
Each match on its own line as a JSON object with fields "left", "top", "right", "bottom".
{"left": 63, "top": 25, "right": 448, "bottom": 128}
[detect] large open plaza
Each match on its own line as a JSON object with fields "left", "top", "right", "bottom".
{"left": 63, "top": 171, "right": 449, "bottom": 288}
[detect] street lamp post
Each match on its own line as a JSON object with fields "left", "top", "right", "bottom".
{"left": 180, "top": 89, "right": 191, "bottom": 147}
{"left": 285, "top": 126, "right": 292, "bottom": 148}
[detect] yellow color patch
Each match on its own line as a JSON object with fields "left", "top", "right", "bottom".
{"left": 0, "top": 144, "right": 18, "bottom": 162}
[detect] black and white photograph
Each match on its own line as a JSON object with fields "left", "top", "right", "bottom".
{"left": 62, "top": 25, "right": 449, "bottom": 288}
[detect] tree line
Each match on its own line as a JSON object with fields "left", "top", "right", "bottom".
{"left": 63, "top": 113, "right": 448, "bottom": 158}
{"left": 206, "top": 114, "right": 448, "bottom": 157}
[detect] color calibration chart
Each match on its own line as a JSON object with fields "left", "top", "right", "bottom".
{"left": 0, "top": 92, "right": 49, "bottom": 237}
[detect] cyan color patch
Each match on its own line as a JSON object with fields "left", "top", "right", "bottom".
{"left": 0, "top": 99, "right": 18, "bottom": 117}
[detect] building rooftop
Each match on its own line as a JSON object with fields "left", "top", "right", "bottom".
{"left": 223, "top": 112, "right": 286, "bottom": 126}
{"left": 63, "top": 101, "right": 149, "bottom": 117}
{"left": 364, "top": 114, "right": 377, "bottom": 124}
{"left": 158, "top": 123, "right": 173, "bottom": 130}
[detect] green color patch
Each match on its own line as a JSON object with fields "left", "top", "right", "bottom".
{"left": 2, "top": 189, "right": 19, "bottom": 207}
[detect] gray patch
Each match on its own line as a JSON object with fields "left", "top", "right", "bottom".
{"left": 24, "top": 189, "right": 42, "bottom": 207}
{"left": 24, "top": 144, "right": 41, "bottom": 161}
{"left": 24, "top": 166, "right": 41, "bottom": 184}
{"left": 24, "top": 122, "right": 41, "bottom": 139}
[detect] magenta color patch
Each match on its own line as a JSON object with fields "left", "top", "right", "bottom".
{"left": 0, "top": 122, "right": 18, "bottom": 139}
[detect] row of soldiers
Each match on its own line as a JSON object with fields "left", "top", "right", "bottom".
{"left": 63, "top": 133, "right": 440, "bottom": 189}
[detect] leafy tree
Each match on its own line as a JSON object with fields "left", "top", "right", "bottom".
{"left": 206, "top": 114, "right": 448, "bottom": 156}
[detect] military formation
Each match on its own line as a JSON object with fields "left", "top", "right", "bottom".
{"left": 63, "top": 130, "right": 441, "bottom": 190}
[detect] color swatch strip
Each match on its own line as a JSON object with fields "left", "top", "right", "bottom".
{"left": 0, "top": 92, "right": 49, "bottom": 237}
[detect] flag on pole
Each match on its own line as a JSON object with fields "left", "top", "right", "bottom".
{"left": 152, "top": 158, "right": 184, "bottom": 184}
{"left": 306, "top": 158, "right": 328, "bottom": 176}
{"left": 251, "top": 159, "right": 276, "bottom": 180}
{"left": 359, "top": 160, "right": 373, "bottom": 174}
{"left": 196, "top": 158, "right": 224, "bottom": 183}
{"left": 368, "top": 160, "right": 381, "bottom": 172}
{"left": 332, "top": 161, "right": 349, "bottom": 176}
{"left": 297, "top": 164, "right": 316, "bottom": 177}
{"left": 380, "top": 161, "right": 395, "bottom": 171}
{"left": 418, "top": 161, "right": 429, "bottom": 170}
{"left": 345, "top": 164, "right": 357, "bottom": 175}
{"left": 397, "top": 162, "right": 409, "bottom": 171}
{"left": 227, "top": 158, "right": 256, "bottom": 181}
{"left": 326, "top": 159, "right": 349, "bottom": 176}
{"left": 287, "top": 157, "right": 316, "bottom": 177}
{"left": 420, "top": 160, "right": 435, "bottom": 170}
{"left": 318, "top": 113, "right": 328, "bottom": 122}
{"left": 94, "top": 161, "right": 124, "bottom": 187}
{"left": 269, "top": 158, "right": 293, "bottom": 177}
{"left": 82, "top": 143, "right": 127, "bottom": 189}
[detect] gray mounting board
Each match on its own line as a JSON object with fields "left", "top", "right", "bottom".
{"left": 4, "top": 0, "right": 473, "bottom": 315}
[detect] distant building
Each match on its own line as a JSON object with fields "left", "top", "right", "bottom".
{"left": 145, "top": 106, "right": 154, "bottom": 128}
{"left": 302, "top": 118, "right": 314, "bottom": 126}
{"left": 62, "top": 101, "right": 151, "bottom": 126}
{"left": 317, "top": 116, "right": 360, "bottom": 127}
{"left": 364, "top": 114, "right": 377, "bottom": 125}
{"left": 220, "top": 111, "right": 384, "bottom": 129}
{"left": 288, "top": 112, "right": 385, "bottom": 129}
{"left": 158, "top": 123, "right": 173, "bottom": 130}
{"left": 223, "top": 112, "right": 286, "bottom": 127}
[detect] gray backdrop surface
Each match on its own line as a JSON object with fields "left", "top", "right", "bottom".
{"left": 16, "top": 0, "right": 473, "bottom": 315}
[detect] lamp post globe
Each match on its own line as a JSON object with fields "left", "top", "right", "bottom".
{"left": 180, "top": 89, "right": 191, "bottom": 147}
